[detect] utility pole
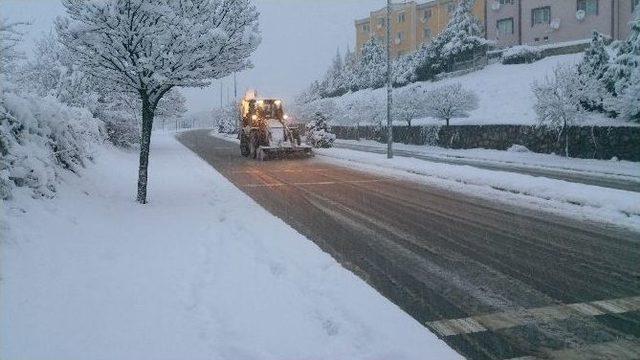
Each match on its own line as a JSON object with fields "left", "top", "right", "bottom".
{"left": 386, "top": 0, "right": 394, "bottom": 159}
{"left": 233, "top": 72, "right": 238, "bottom": 101}
{"left": 233, "top": 72, "right": 239, "bottom": 130}
{"left": 220, "top": 81, "right": 223, "bottom": 109}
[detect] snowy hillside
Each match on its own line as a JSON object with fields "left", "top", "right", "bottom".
{"left": 314, "top": 54, "right": 634, "bottom": 127}
{"left": 0, "top": 134, "right": 460, "bottom": 360}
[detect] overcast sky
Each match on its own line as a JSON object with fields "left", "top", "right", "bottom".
{"left": 1, "top": 0, "right": 388, "bottom": 114}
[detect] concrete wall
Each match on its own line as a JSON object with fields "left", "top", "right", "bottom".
{"left": 331, "top": 125, "right": 640, "bottom": 161}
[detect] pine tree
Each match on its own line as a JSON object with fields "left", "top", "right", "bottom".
{"left": 415, "top": 0, "right": 487, "bottom": 80}
{"left": 618, "top": 70, "right": 640, "bottom": 122}
{"left": 341, "top": 48, "right": 359, "bottom": 93}
{"left": 577, "top": 31, "right": 611, "bottom": 112}
{"left": 579, "top": 31, "right": 610, "bottom": 80}
{"left": 306, "top": 112, "right": 336, "bottom": 148}
{"left": 355, "top": 38, "right": 386, "bottom": 90}
{"left": 607, "top": 10, "right": 639, "bottom": 97}
{"left": 393, "top": 53, "right": 417, "bottom": 87}
{"left": 319, "top": 49, "right": 346, "bottom": 98}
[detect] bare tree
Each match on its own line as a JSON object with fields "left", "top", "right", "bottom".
{"left": 533, "top": 65, "right": 584, "bottom": 157}
{"left": 424, "top": 83, "right": 478, "bottom": 126}
{"left": 393, "top": 86, "right": 427, "bottom": 128}
{"left": 56, "top": 0, "right": 261, "bottom": 204}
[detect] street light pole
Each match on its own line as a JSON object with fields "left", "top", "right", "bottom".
{"left": 233, "top": 72, "right": 238, "bottom": 101}
{"left": 386, "top": 0, "right": 394, "bottom": 159}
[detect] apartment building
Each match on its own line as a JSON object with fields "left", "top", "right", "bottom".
{"left": 355, "top": 0, "right": 638, "bottom": 57}
{"left": 355, "top": 0, "right": 487, "bottom": 59}
{"left": 486, "top": 0, "right": 638, "bottom": 48}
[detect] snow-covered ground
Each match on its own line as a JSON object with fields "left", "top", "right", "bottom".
{"left": 0, "top": 134, "right": 460, "bottom": 360}
{"left": 318, "top": 54, "right": 637, "bottom": 127}
{"left": 335, "top": 140, "right": 640, "bottom": 180}
{"left": 314, "top": 147, "right": 640, "bottom": 232}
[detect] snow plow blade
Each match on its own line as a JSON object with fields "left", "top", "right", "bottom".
{"left": 257, "top": 145, "right": 313, "bottom": 161}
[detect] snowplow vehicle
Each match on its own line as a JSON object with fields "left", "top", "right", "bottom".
{"left": 239, "top": 94, "right": 312, "bottom": 160}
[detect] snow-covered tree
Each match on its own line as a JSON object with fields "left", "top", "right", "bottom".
{"left": 616, "top": 68, "right": 640, "bottom": 122}
{"left": 577, "top": 31, "right": 612, "bottom": 112}
{"left": 215, "top": 102, "right": 239, "bottom": 133}
{"left": 393, "top": 86, "right": 426, "bottom": 128}
{"left": 342, "top": 48, "right": 359, "bottom": 93}
{"left": 355, "top": 38, "right": 386, "bottom": 90}
{"left": 306, "top": 112, "right": 336, "bottom": 148}
{"left": 18, "top": 32, "right": 99, "bottom": 111}
{"left": 605, "top": 10, "right": 639, "bottom": 118}
{"left": 533, "top": 65, "right": 584, "bottom": 157}
{"left": 415, "top": 0, "right": 487, "bottom": 80}
{"left": 423, "top": 83, "right": 478, "bottom": 126}
{"left": 155, "top": 89, "right": 188, "bottom": 130}
{"left": 57, "top": 0, "right": 261, "bottom": 204}
{"left": 579, "top": 31, "right": 611, "bottom": 82}
{"left": 319, "top": 49, "right": 346, "bottom": 98}
{"left": 393, "top": 53, "right": 417, "bottom": 87}
{"left": 607, "top": 10, "right": 639, "bottom": 93}
{"left": 0, "top": 18, "right": 28, "bottom": 84}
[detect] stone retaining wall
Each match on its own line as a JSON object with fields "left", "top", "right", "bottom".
{"left": 330, "top": 125, "right": 640, "bottom": 161}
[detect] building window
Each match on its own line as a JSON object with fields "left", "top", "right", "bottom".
{"left": 499, "top": 0, "right": 514, "bottom": 4}
{"left": 424, "top": 9, "right": 432, "bottom": 20}
{"left": 361, "top": 24, "right": 370, "bottom": 32}
{"left": 378, "top": 17, "right": 386, "bottom": 28}
{"left": 532, "top": 7, "right": 551, "bottom": 26}
{"left": 633, "top": 0, "right": 639, "bottom": 11}
{"left": 577, "top": 0, "right": 598, "bottom": 15}
{"left": 423, "top": 27, "right": 432, "bottom": 39}
{"left": 396, "top": 31, "right": 404, "bottom": 44}
{"left": 397, "top": 12, "right": 406, "bottom": 23}
{"left": 497, "top": 18, "right": 514, "bottom": 34}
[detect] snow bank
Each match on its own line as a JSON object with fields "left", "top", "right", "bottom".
{"left": 304, "top": 54, "right": 636, "bottom": 127}
{"left": 336, "top": 139, "right": 640, "bottom": 179}
{"left": 316, "top": 147, "right": 640, "bottom": 231}
{"left": 0, "top": 91, "right": 103, "bottom": 199}
{"left": 1, "top": 134, "right": 460, "bottom": 360}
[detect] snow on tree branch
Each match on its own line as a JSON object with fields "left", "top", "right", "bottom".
{"left": 423, "top": 83, "right": 478, "bottom": 126}
{"left": 56, "top": 0, "right": 261, "bottom": 106}
{"left": 0, "top": 18, "right": 29, "bottom": 74}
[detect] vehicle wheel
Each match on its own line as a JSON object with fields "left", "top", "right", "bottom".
{"left": 249, "top": 132, "right": 259, "bottom": 159}
{"left": 240, "top": 134, "right": 250, "bottom": 157}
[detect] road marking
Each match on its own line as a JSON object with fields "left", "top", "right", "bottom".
{"left": 240, "top": 179, "right": 385, "bottom": 188}
{"left": 507, "top": 339, "right": 640, "bottom": 359}
{"left": 427, "top": 295, "right": 640, "bottom": 337}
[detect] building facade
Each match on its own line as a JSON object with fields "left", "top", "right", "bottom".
{"left": 487, "top": 0, "right": 639, "bottom": 48}
{"left": 355, "top": 0, "right": 487, "bottom": 59}
{"left": 355, "top": 0, "right": 638, "bottom": 57}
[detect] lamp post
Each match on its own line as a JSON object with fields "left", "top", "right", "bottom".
{"left": 386, "top": 0, "right": 394, "bottom": 159}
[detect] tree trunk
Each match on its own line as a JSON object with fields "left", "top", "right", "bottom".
{"left": 137, "top": 95, "right": 155, "bottom": 204}
{"left": 446, "top": 118, "right": 450, "bottom": 127}
{"left": 563, "top": 120, "right": 569, "bottom": 158}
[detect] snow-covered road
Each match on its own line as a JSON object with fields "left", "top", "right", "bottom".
{"left": 0, "top": 134, "right": 460, "bottom": 360}
{"left": 181, "top": 130, "right": 640, "bottom": 360}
